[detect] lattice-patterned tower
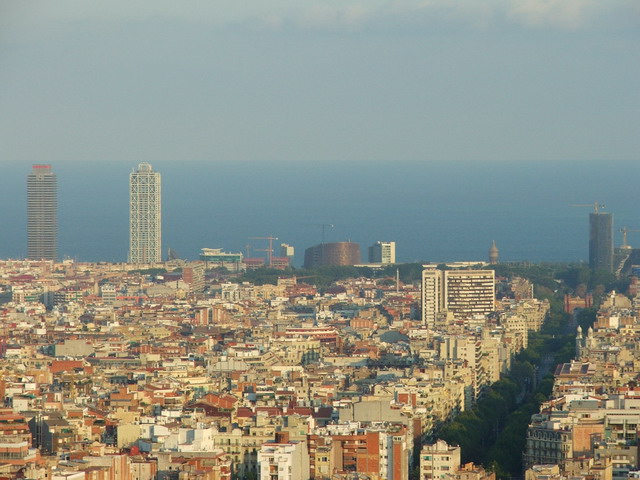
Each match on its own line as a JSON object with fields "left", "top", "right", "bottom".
{"left": 129, "top": 163, "right": 161, "bottom": 264}
{"left": 27, "top": 164, "right": 57, "bottom": 260}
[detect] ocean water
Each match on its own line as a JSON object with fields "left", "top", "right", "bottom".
{"left": 1, "top": 160, "right": 638, "bottom": 265}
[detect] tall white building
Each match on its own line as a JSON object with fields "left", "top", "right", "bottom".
{"left": 422, "top": 267, "right": 444, "bottom": 327}
{"left": 129, "top": 163, "right": 161, "bottom": 264}
{"left": 421, "top": 267, "right": 495, "bottom": 326}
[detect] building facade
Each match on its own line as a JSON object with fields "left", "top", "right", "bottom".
{"left": 422, "top": 268, "right": 444, "bottom": 328}
{"left": 421, "top": 267, "right": 495, "bottom": 325}
{"left": 27, "top": 165, "right": 57, "bottom": 261}
{"left": 280, "top": 243, "right": 295, "bottom": 263}
{"left": 303, "top": 242, "right": 360, "bottom": 269}
{"left": 590, "top": 212, "right": 613, "bottom": 273}
{"left": 368, "top": 241, "right": 396, "bottom": 264}
{"left": 258, "top": 441, "right": 310, "bottom": 480}
{"left": 129, "top": 163, "right": 161, "bottom": 264}
{"left": 420, "top": 440, "right": 461, "bottom": 480}
{"left": 523, "top": 420, "right": 573, "bottom": 469}
{"left": 444, "top": 270, "right": 496, "bottom": 320}
{"left": 182, "top": 264, "right": 205, "bottom": 294}
{"left": 199, "top": 248, "right": 243, "bottom": 271}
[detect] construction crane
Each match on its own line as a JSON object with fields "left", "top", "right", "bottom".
{"left": 320, "top": 224, "right": 334, "bottom": 244}
{"left": 311, "top": 224, "right": 334, "bottom": 260}
{"left": 249, "top": 236, "right": 278, "bottom": 267}
{"left": 571, "top": 202, "right": 605, "bottom": 213}
{"left": 303, "top": 223, "right": 336, "bottom": 247}
{"left": 306, "top": 223, "right": 335, "bottom": 244}
{"left": 620, "top": 227, "right": 640, "bottom": 249}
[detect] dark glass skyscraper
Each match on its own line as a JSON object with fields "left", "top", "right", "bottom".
{"left": 589, "top": 212, "right": 613, "bottom": 273}
{"left": 27, "top": 164, "right": 57, "bottom": 260}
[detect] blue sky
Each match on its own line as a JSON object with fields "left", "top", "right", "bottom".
{"left": 1, "top": 0, "right": 639, "bottom": 164}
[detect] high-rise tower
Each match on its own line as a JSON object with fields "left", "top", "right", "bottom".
{"left": 488, "top": 240, "right": 499, "bottom": 264}
{"left": 589, "top": 211, "right": 613, "bottom": 273}
{"left": 421, "top": 266, "right": 495, "bottom": 326}
{"left": 27, "top": 165, "right": 57, "bottom": 260}
{"left": 129, "top": 163, "right": 161, "bottom": 264}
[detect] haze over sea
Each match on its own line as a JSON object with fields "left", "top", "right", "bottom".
{"left": 1, "top": 161, "right": 638, "bottom": 266}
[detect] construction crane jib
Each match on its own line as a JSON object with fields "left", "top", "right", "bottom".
{"left": 620, "top": 227, "right": 640, "bottom": 249}
{"left": 249, "top": 236, "right": 279, "bottom": 267}
{"left": 571, "top": 202, "right": 606, "bottom": 214}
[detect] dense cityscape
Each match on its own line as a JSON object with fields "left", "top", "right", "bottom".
{"left": 0, "top": 163, "right": 638, "bottom": 480}
{"left": 4, "top": 0, "right": 639, "bottom": 477}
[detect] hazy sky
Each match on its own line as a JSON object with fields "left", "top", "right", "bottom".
{"left": 1, "top": 1, "right": 639, "bottom": 164}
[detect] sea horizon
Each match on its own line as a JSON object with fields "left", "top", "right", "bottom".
{"left": 1, "top": 160, "right": 638, "bottom": 266}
